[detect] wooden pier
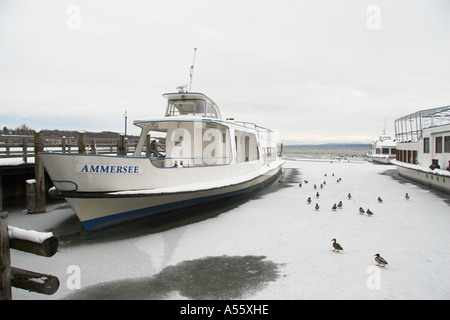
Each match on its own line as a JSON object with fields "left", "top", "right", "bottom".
{"left": 0, "top": 132, "right": 139, "bottom": 211}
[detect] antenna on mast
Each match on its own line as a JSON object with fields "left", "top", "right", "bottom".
{"left": 189, "top": 48, "right": 197, "bottom": 92}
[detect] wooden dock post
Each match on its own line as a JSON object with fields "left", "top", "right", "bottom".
{"left": 0, "top": 212, "right": 12, "bottom": 300}
{"left": 78, "top": 131, "right": 87, "bottom": 154}
{"left": 33, "top": 131, "right": 46, "bottom": 213}
{"left": 117, "top": 134, "right": 126, "bottom": 156}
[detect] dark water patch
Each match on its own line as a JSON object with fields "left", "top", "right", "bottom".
{"left": 63, "top": 255, "right": 280, "bottom": 300}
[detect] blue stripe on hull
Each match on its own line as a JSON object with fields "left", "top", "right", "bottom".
{"left": 81, "top": 169, "right": 282, "bottom": 231}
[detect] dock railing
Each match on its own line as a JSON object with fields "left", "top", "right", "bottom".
{"left": 0, "top": 132, "right": 139, "bottom": 163}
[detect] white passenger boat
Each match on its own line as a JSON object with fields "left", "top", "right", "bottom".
{"left": 368, "top": 134, "right": 397, "bottom": 164}
{"left": 39, "top": 89, "right": 284, "bottom": 230}
{"left": 392, "top": 105, "right": 450, "bottom": 192}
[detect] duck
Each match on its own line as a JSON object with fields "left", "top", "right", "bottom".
{"left": 377, "top": 197, "right": 383, "bottom": 203}
{"left": 359, "top": 207, "right": 365, "bottom": 214}
{"left": 307, "top": 197, "right": 312, "bottom": 204}
{"left": 366, "top": 209, "right": 373, "bottom": 216}
{"left": 316, "top": 191, "right": 320, "bottom": 198}
{"left": 304, "top": 180, "right": 309, "bottom": 184}
{"left": 337, "top": 201, "right": 343, "bottom": 209}
{"left": 332, "top": 204, "right": 337, "bottom": 211}
{"left": 314, "top": 184, "right": 317, "bottom": 189}
{"left": 331, "top": 238, "right": 343, "bottom": 252}
{"left": 315, "top": 203, "right": 320, "bottom": 210}
{"left": 374, "top": 253, "right": 388, "bottom": 267}
{"left": 320, "top": 183, "right": 323, "bottom": 189}
{"left": 405, "top": 193, "right": 410, "bottom": 200}
{"left": 348, "top": 193, "right": 352, "bottom": 200}
{"left": 299, "top": 183, "right": 302, "bottom": 187}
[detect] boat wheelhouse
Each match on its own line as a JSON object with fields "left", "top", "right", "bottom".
{"left": 39, "top": 90, "right": 284, "bottom": 230}
{"left": 393, "top": 105, "right": 450, "bottom": 192}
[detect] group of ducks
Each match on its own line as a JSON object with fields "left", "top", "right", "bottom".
{"left": 331, "top": 238, "right": 388, "bottom": 267}
{"left": 300, "top": 172, "right": 408, "bottom": 268}
{"left": 302, "top": 175, "right": 411, "bottom": 216}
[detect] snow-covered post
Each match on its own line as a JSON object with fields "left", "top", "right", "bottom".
{"left": 7, "top": 226, "right": 59, "bottom": 297}
{"left": 0, "top": 212, "right": 12, "bottom": 300}
{"left": 34, "top": 131, "right": 46, "bottom": 213}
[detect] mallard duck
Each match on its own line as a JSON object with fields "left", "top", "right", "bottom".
{"left": 374, "top": 253, "right": 388, "bottom": 267}
{"left": 405, "top": 193, "right": 410, "bottom": 200}
{"left": 377, "top": 197, "right": 383, "bottom": 203}
{"left": 299, "top": 183, "right": 302, "bottom": 187}
{"left": 332, "top": 204, "right": 337, "bottom": 210}
{"left": 316, "top": 191, "right": 320, "bottom": 198}
{"left": 307, "top": 197, "right": 312, "bottom": 204}
{"left": 359, "top": 207, "right": 365, "bottom": 214}
{"left": 315, "top": 203, "right": 320, "bottom": 210}
{"left": 331, "top": 238, "right": 343, "bottom": 252}
{"left": 366, "top": 209, "right": 373, "bottom": 216}
{"left": 337, "top": 201, "right": 343, "bottom": 209}
{"left": 348, "top": 193, "right": 352, "bottom": 200}
{"left": 314, "top": 184, "right": 317, "bottom": 189}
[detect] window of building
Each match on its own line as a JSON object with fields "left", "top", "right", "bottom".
{"left": 436, "top": 136, "right": 443, "bottom": 153}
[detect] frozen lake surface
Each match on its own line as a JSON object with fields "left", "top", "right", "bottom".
{"left": 6, "top": 159, "right": 450, "bottom": 300}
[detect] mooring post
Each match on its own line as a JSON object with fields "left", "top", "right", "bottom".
{"left": 0, "top": 212, "right": 12, "bottom": 300}
{"left": 117, "top": 134, "right": 126, "bottom": 156}
{"left": 78, "top": 131, "right": 87, "bottom": 154}
{"left": 34, "top": 131, "right": 46, "bottom": 213}
{"left": 146, "top": 135, "right": 153, "bottom": 157}
{"left": 0, "top": 175, "right": 3, "bottom": 212}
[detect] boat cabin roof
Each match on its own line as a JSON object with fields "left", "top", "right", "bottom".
{"left": 163, "top": 92, "right": 222, "bottom": 120}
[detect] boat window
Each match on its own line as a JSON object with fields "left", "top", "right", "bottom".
{"left": 206, "top": 103, "right": 218, "bottom": 118}
{"left": 444, "top": 136, "right": 450, "bottom": 153}
{"left": 166, "top": 100, "right": 206, "bottom": 116}
{"left": 436, "top": 136, "right": 443, "bottom": 153}
{"left": 423, "top": 137, "right": 430, "bottom": 153}
{"left": 235, "top": 130, "right": 259, "bottom": 163}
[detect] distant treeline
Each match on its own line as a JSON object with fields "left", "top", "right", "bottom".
{"left": 1, "top": 124, "right": 137, "bottom": 139}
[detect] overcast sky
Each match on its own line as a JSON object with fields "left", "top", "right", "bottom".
{"left": 1, "top": 0, "right": 449, "bottom": 144}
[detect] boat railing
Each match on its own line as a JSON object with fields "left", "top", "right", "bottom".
{"left": 149, "top": 155, "right": 234, "bottom": 168}
{"left": 395, "top": 105, "right": 450, "bottom": 142}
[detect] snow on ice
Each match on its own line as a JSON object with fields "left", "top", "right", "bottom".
{"left": 6, "top": 159, "right": 450, "bottom": 300}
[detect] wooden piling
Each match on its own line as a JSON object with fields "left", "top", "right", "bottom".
{"left": 11, "top": 267, "right": 59, "bottom": 296}
{"left": 117, "top": 134, "right": 126, "bottom": 156}
{"left": 78, "top": 131, "right": 87, "bottom": 154}
{"left": 0, "top": 212, "right": 12, "bottom": 300}
{"left": 33, "top": 131, "right": 46, "bottom": 213}
{"left": 9, "top": 235, "right": 58, "bottom": 258}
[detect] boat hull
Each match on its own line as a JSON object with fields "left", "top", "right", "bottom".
{"left": 369, "top": 155, "right": 394, "bottom": 164}
{"left": 53, "top": 164, "right": 283, "bottom": 231}
{"left": 393, "top": 161, "right": 450, "bottom": 193}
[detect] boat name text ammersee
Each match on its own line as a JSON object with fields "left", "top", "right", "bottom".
{"left": 76, "top": 164, "right": 144, "bottom": 174}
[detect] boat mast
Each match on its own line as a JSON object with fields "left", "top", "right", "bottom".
{"left": 189, "top": 48, "right": 197, "bottom": 92}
